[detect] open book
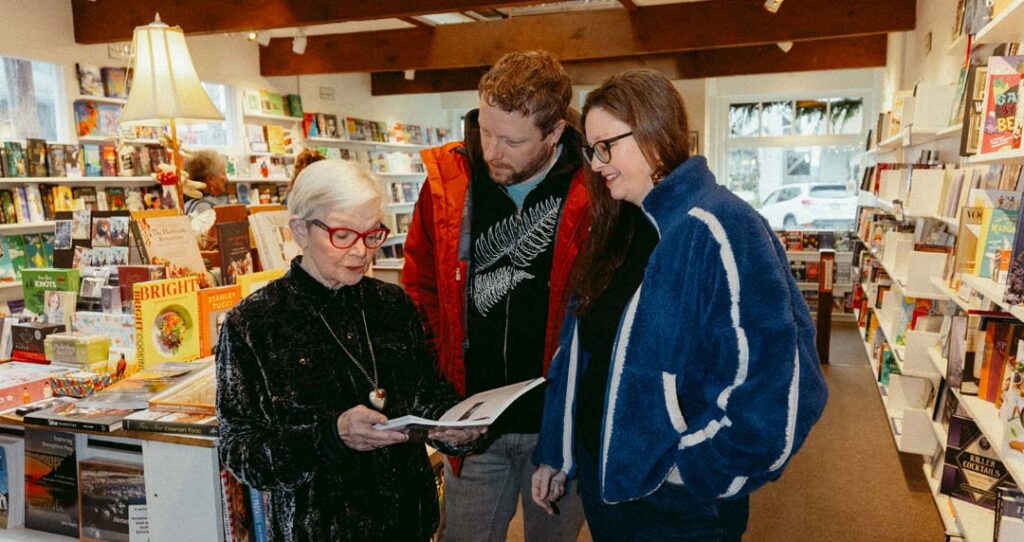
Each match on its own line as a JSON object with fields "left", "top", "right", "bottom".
{"left": 374, "top": 377, "right": 545, "bottom": 431}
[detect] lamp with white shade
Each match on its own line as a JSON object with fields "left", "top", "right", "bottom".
{"left": 120, "top": 13, "right": 223, "bottom": 211}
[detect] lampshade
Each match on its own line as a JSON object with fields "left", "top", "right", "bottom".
{"left": 120, "top": 15, "right": 224, "bottom": 126}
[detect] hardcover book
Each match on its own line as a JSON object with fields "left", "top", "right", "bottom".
{"left": 122, "top": 408, "right": 218, "bottom": 436}
{"left": 21, "top": 268, "right": 80, "bottom": 316}
{"left": 100, "top": 144, "right": 118, "bottom": 177}
{"left": 83, "top": 144, "right": 102, "bottom": 177}
{"left": 74, "top": 101, "right": 100, "bottom": 137}
{"left": 980, "top": 56, "right": 1024, "bottom": 155}
{"left": 78, "top": 460, "right": 146, "bottom": 542}
{"left": 197, "top": 285, "right": 240, "bottom": 357}
{"left": 25, "top": 139, "right": 48, "bottom": 177}
{"left": 133, "top": 276, "right": 201, "bottom": 367}
{"left": 24, "top": 401, "right": 134, "bottom": 432}
{"left": 236, "top": 268, "right": 284, "bottom": 298}
{"left": 97, "top": 104, "right": 121, "bottom": 138}
{"left": 100, "top": 67, "right": 128, "bottom": 99}
{"left": 74, "top": 361, "right": 208, "bottom": 411}
{"left": 0, "top": 437, "right": 25, "bottom": 528}
{"left": 75, "top": 63, "right": 103, "bottom": 96}
{"left": 117, "top": 264, "right": 166, "bottom": 313}
{"left": 132, "top": 214, "right": 208, "bottom": 284}
{"left": 941, "top": 413, "right": 1011, "bottom": 510}
{"left": 217, "top": 221, "right": 254, "bottom": 286}
{"left": 148, "top": 362, "right": 216, "bottom": 416}
{"left": 3, "top": 142, "right": 25, "bottom": 177}
{"left": 65, "top": 145, "right": 83, "bottom": 177}
{"left": 47, "top": 145, "right": 66, "bottom": 177}
{"left": 24, "top": 427, "right": 80, "bottom": 537}
{"left": 974, "top": 208, "right": 1019, "bottom": 279}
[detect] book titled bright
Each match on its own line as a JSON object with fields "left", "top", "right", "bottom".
{"left": 374, "top": 378, "right": 545, "bottom": 431}
{"left": 133, "top": 276, "right": 201, "bottom": 368}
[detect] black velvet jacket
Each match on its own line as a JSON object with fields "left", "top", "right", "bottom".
{"left": 216, "top": 258, "right": 466, "bottom": 541}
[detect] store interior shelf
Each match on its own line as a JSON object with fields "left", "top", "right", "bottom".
{"left": 0, "top": 176, "right": 154, "bottom": 185}
{"left": 926, "top": 346, "right": 948, "bottom": 377}
{"left": 930, "top": 276, "right": 970, "bottom": 312}
{"left": 920, "top": 463, "right": 961, "bottom": 537}
{"left": 859, "top": 190, "right": 894, "bottom": 211}
{"left": 958, "top": 274, "right": 1024, "bottom": 322}
{"left": 78, "top": 135, "right": 160, "bottom": 145}
{"left": 946, "top": 32, "right": 968, "bottom": 53}
{"left": 376, "top": 172, "right": 425, "bottom": 179}
{"left": 0, "top": 221, "right": 55, "bottom": 233}
{"left": 953, "top": 390, "right": 1024, "bottom": 490}
{"left": 875, "top": 133, "right": 904, "bottom": 151}
{"left": 0, "top": 526, "right": 75, "bottom": 541}
{"left": 906, "top": 124, "right": 962, "bottom": 146}
{"left": 974, "top": 0, "right": 1024, "bottom": 45}
{"left": 306, "top": 137, "right": 425, "bottom": 150}
{"left": 243, "top": 112, "right": 301, "bottom": 124}
{"left": 967, "top": 147, "right": 1024, "bottom": 166}
{"left": 949, "top": 494, "right": 994, "bottom": 542}
{"left": 75, "top": 94, "right": 126, "bottom": 105}
{"left": 231, "top": 177, "right": 290, "bottom": 184}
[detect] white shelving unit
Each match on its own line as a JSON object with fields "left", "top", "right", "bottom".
{"left": 0, "top": 526, "right": 76, "bottom": 541}
{"left": 242, "top": 112, "right": 301, "bottom": 124}
{"left": 921, "top": 463, "right": 962, "bottom": 537}
{"left": 0, "top": 221, "right": 55, "bottom": 233}
{"left": 949, "top": 497, "right": 995, "bottom": 542}
{"left": 967, "top": 147, "right": 1024, "bottom": 166}
{"left": 231, "top": 177, "right": 290, "bottom": 184}
{"left": 306, "top": 137, "right": 426, "bottom": 151}
{"left": 974, "top": 0, "right": 1024, "bottom": 45}
{"left": 953, "top": 390, "right": 1024, "bottom": 490}
{"left": 74, "top": 94, "right": 126, "bottom": 105}
{"left": 0, "top": 176, "right": 154, "bottom": 185}
{"left": 78, "top": 135, "right": 160, "bottom": 145}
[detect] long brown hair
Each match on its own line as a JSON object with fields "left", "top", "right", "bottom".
{"left": 573, "top": 69, "right": 691, "bottom": 315}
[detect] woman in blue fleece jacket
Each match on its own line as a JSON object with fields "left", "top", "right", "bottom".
{"left": 531, "top": 69, "right": 828, "bottom": 541}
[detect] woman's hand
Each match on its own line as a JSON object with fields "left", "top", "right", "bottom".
{"left": 427, "top": 426, "right": 488, "bottom": 446}
{"left": 336, "top": 405, "right": 409, "bottom": 452}
{"left": 531, "top": 464, "right": 567, "bottom": 515}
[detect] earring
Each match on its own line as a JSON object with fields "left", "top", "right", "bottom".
{"left": 651, "top": 171, "right": 665, "bottom": 186}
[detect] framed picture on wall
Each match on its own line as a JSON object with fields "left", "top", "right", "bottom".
{"left": 689, "top": 131, "right": 699, "bottom": 156}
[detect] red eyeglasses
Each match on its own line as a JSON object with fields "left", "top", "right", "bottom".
{"left": 307, "top": 219, "right": 391, "bottom": 249}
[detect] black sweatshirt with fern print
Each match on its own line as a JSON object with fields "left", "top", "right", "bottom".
{"left": 463, "top": 116, "right": 582, "bottom": 434}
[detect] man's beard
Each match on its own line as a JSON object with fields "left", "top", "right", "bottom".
{"left": 488, "top": 146, "right": 555, "bottom": 187}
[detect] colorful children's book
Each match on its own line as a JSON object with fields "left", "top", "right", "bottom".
{"left": 21, "top": 268, "right": 80, "bottom": 316}
{"left": 974, "top": 208, "right": 1019, "bottom": 279}
{"left": 76, "top": 63, "right": 103, "bottom": 96}
{"left": 100, "top": 67, "right": 128, "bottom": 99}
{"left": 980, "top": 56, "right": 1024, "bottom": 155}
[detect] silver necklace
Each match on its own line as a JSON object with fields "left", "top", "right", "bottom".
{"left": 317, "top": 308, "right": 387, "bottom": 410}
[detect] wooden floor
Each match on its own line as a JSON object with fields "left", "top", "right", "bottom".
{"left": 502, "top": 322, "right": 946, "bottom": 541}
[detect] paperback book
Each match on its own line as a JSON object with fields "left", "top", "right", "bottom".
{"left": 78, "top": 460, "right": 146, "bottom": 542}
{"left": 198, "top": 285, "right": 240, "bottom": 357}
{"left": 941, "top": 413, "right": 1012, "bottom": 510}
{"left": 374, "top": 378, "right": 545, "bottom": 434}
{"left": 24, "top": 427, "right": 80, "bottom": 537}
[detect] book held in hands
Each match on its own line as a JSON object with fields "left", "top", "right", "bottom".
{"left": 374, "top": 377, "right": 545, "bottom": 432}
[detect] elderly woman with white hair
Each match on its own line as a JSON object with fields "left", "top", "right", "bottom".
{"left": 216, "top": 159, "right": 484, "bottom": 541}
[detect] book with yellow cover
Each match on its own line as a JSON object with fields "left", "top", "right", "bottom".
{"left": 133, "top": 276, "right": 201, "bottom": 368}
{"left": 198, "top": 285, "right": 241, "bottom": 357}
{"left": 237, "top": 268, "right": 285, "bottom": 297}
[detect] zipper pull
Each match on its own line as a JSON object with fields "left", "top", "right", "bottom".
{"left": 455, "top": 267, "right": 461, "bottom": 282}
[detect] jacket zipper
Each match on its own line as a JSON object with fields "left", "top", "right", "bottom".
{"left": 502, "top": 208, "right": 522, "bottom": 384}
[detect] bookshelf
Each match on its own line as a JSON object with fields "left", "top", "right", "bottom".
{"left": 74, "top": 95, "right": 126, "bottom": 105}
{"left": 78, "top": 136, "right": 160, "bottom": 145}
{"left": 242, "top": 112, "right": 302, "bottom": 124}
{"left": 967, "top": 147, "right": 1024, "bottom": 166}
{"left": 0, "top": 176, "right": 155, "bottom": 185}
{"left": 0, "top": 221, "right": 55, "bottom": 233}
{"left": 306, "top": 137, "right": 426, "bottom": 151}
{"left": 973, "top": 0, "right": 1024, "bottom": 45}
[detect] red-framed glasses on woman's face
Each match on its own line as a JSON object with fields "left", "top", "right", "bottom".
{"left": 306, "top": 219, "right": 390, "bottom": 249}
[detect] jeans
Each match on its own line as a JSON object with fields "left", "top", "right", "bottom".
{"left": 576, "top": 448, "right": 749, "bottom": 542}
{"left": 441, "top": 433, "right": 585, "bottom": 542}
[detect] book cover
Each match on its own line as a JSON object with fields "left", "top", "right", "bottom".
{"left": 21, "top": 268, "right": 80, "bottom": 316}
{"left": 65, "top": 145, "right": 83, "bottom": 178}
{"left": 71, "top": 312, "right": 137, "bottom": 372}
{"left": 980, "top": 56, "right": 1024, "bottom": 155}
{"left": 76, "top": 64, "right": 103, "bottom": 97}
{"left": 100, "top": 67, "right": 128, "bottom": 99}
{"left": 133, "top": 214, "right": 208, "bottom": 284}
{"left": 5, "top": 235, "right": 27, "bottom": 281}
{"left": 105, "top": 187, "right": 127, "bottom": 211}
{"left": 974, "top": 208, "right": 1019, "bottom": 279}
{"left": 148, "top": 362, "right": 216, "bottom": 415}
{"left": 236, "top": 269, "right": 284, "bottom": 298}
{"left": 78, "top": 460, "right": 145, "bottom": 542}
{"left": 45, "top": 146, "right": 66, "bottom": 179}
{"left": 24, "top": 427, "right": 79, "bottom": 536}
{"left": 265, "top": 125, "right": 286, "bottom": 155}
{"left": 23, "top": 233, "right": 47, "bottom": 268}
{"left": 198, "top": 285, "right": 240, "bottom": 357}
{"left": 24, "top": 401, "right": 133, "bottom": 432}
{"left": 99, "top": 145, "right": 118, "bottom": 177}
{"left": 117, "top": 264, "right": 166, "bottom": 313}
{"left": 217, "top": 221, "right": 254, "bottom": 286}
{"left": 1002, "top": 340, "right": 1024, "bottom": 459}
{"left": 0, "top": 239, "right": 15, "bottom": 283}
{"left": 83, "top": 144, "right": 102, "bottom": 177}
{"left": 97, "top": 104, "right": 121, "bottom": 138}
{"left": 265, "top": 92, "right": 284, "bottom": 116}
{"left": 0, "top": 437, "right": 25, "bottom": 529}
{"left": 133, "top": 276, "right": 201, "bottom": 367}
{"left": 80, "top": 361, "right": 208, "bottom": 410}
{"left": 116, "top": 146, "right": 136, "bottom": 177}
{"left": 303, "top": 112, "right": 320, "bottom": 138}
{"left": 286, "top": 94, "right": 303, "bottom": 117}
{"left": 3, "top": 142, "right": 24, "bottom": 178}
{"left": 25, "top": 139, "right": 48, "bottom": 178}
{"left": 122, "top": 409, "right": 218, "bottom": 436}
{"left": 941, "top": 414, "right": 1012, "bottom": 510}
{"left": 74, "top": 101, "right": 99, "bottom": 137}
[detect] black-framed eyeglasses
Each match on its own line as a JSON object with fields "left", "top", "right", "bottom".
{"left": 582, "top": 132, "right": 633, "bottom": 164}
{"left": 307, "top": 219, "right": 391, "bottom": 249}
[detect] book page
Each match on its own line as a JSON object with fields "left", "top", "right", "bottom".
{"left": 374, "top": 377, "right": 545, "bottom": 431}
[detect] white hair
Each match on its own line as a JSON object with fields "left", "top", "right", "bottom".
{"left": 287, "top": 159, "right": 382, "bottom": 220}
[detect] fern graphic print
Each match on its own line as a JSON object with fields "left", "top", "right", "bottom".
{"left": 472, "top": 196, "right": 562, "bottom": 316}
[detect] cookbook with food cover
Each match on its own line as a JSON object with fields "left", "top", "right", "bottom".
{"left": 133, "top": 276, "right": 200, "bottom": 368}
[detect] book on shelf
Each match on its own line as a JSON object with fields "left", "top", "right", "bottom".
{"left": 76, "top": 63, "right": 103, "bottom": 97}
{"left": 220, "top": 470, "right": 256, "bottom": 542}
{"left": 122, "top": 408, "right": 218, "bottom": 436}
{"left": 236, "top": 268, "right": 285, "bottom": 298}
{"left": 25, "top": 138, "right": 47, "bottom": 177}
{"left": 24, "top": 400, "right": 134, "bottom": 432}
{"left": 198, "top": 285, "right": 240, "bottom": 357}
{"left": 24, "top": 427, "right": 81, "bottom": 537}
{"left": 375, "top": 377, "right": 546, "bottom": 433}
{"left": 100, "top": 66, "right": 128, "bottom": 100}
{"left": 996, "top": 484, "right": 1024, "bottom": 542}
{"left": 21, "top": 268, "right": 80, "bottom": 316}
{"left": 248, "top": 210, "right": 300, "bottom": 271}
{"left": 286, "top": 94, "right": 303, "bottom": 118}
{"left": 133, "top": 276, "right": 201, "bottom": 367}
{"left": 3, "top": 142, "right": 24, "bottom": 177}
{"left": 83, "top": 144, "right": 102, "bottom": 177}
{"left": 961, "top": 64, "right": 990, "bottom": 157}
{"left": 217, "top": 221, "right": 253, "bottom": 286}
{"left": 0, "top": 437, "right": 25, "bottom": 529}
{"left": 979, "top": 55, "right": 1024, "bottom": 155}
{"left": 130, "top": 212, "right": 209, "bottom": 284}
{"left": 100, "top": 144, "right": 118, "bottom": 177}
{"left": 940, "top": 413, "right": 1012, "bottom": 510}
{"left": 973, "top": 207, "right": 1019, "bottom": 280}
{"left": 77, "top": 459, "right": 146, "bottom": 542}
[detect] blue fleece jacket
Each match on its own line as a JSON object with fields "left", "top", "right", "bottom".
{"left": 535, "top": 156, "right": 828, "bottom": 504}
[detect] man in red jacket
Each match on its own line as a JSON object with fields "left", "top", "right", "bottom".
{"left": 404, "top": 50, "right": 590, "bottom": 541}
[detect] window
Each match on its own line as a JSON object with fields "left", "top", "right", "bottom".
{"left": 722, "top": 96, "right": 865, "bottom": 231}
{"left": 0, "top": 56, "right": 64, "bottom": 141}
{"left": 175, "top": 82, "right": 234, "bottom": 147}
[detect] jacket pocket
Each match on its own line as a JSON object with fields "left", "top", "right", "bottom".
{"left": 662, "top": 372, "right": 688, "bottom": 434}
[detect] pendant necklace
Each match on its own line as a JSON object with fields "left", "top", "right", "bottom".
{"left": 317, "top": 308, "right": 387, "bottom": 410}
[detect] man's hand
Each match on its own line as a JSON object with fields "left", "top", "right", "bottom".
{"left": 427, "top": 426, "right": 488, "bottom": 445}
{"left": 531, "top": 464, "right": 567, "bottom": 515}
{"left": 337, "top": 405, "right": 409, "bottom": 452}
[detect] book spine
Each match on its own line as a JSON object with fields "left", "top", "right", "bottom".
{"left": 219, "top": 470, "right": 236, "bottom": 542}
{"left": 249, "top": 486, "right": 268, "bottom": 542}
{"left": 133, "top": 280, "right": 145, "bottom": 369}
{"left": 24, "top": 416, "right": 118, "bottom": 433}
{"left": 123, "top": 418, "right": 218, "bottom": 437}
{"left": 150, "top": 403, "right": 217, "bottom": 417}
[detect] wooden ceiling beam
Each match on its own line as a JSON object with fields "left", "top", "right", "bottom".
{"left": 70, "top": 0, "right": 562, "bottom": 44}
{"left": 369, "top": 35, "right": 888, "bottom": 95}
{"left": 261, "top": 0, "right": 913, "bottom": 75}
